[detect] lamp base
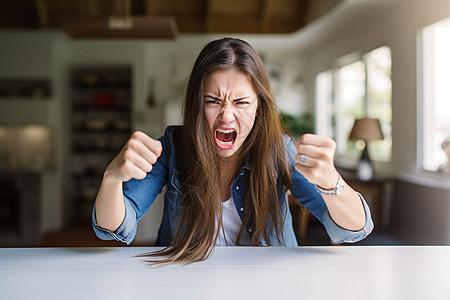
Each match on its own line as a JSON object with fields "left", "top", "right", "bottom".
{"left": 357, "top": 144, "right": 374, "bottom": 181}
{"left": 357, "top": 159, "right": 374, "bottom": 181}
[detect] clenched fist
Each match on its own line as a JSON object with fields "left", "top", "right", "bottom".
{"left": 104, "top": 131, "right": 163, "bottom": 182}
{"left": 294, "top": 133, "right": 340, "bottom": 190}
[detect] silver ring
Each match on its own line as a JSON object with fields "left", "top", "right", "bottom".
{"left": 300, "top": 154, "right": 308, "bottom": 166}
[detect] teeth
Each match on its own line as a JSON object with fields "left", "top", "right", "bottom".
{"left": 217, "top": 140, "right": 233, "bottom": 145}
{"left": 217, "top": 129, "right": 235, "bottom": 133}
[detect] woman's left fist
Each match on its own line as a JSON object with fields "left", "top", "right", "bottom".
{"left": 295, "top": 133, "right": 340, "bottom": 190}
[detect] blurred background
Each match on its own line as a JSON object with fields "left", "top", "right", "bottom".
{"left": 1, "top": 0, "right": 449, "bottom": 247}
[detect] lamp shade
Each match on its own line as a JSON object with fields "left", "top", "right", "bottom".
{"left": 349, "top": 117, "right": 383, "bottom": 141}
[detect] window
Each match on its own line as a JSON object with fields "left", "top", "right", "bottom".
{"left": 316, "top": 46, "right": 392, "bottom": 165}
{"left": 419, "top": 17, "right": 450, "bottom": 172}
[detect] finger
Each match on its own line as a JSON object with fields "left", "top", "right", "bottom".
{"left": 122, "top": 148, "right": 154, "bottom": 174}
{"left": 127, "top": 138, "right": 160, "bottom": 165}
{"left": 132, "top": 131, "right": 163, "bottom": 156}
{"left": 128, "top": 163, "right": 150, "bottom": 180}
{"left": 295, "top": 153, "right": 319, "bottom": 168}
{"left": 297, "top": 136, "right": 336, "bottom": 163}
{"left": 294, "top": 159, "right": 317, "bottom": 184}
{"left": 298, "top": 133, "right": 335, "bottom": 148}
{"left": 296, "top": 144, "right": 327, "bottom": 160}
{"left": 120, "top": 159, "right": 149, "bottom": 181}
{"left": 129, "top": 152, "right": 154, "bottom": 174}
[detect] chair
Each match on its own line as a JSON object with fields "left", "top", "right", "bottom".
{"left": 287, "top": 192, "right": 311, "bottom": 245}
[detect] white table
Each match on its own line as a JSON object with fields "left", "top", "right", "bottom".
{"left": 1, "top": 246, "right": 450, "bottom": 299}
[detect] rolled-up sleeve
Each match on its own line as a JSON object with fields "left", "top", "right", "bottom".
{"left": 91, "top": 196, "right": 137, "bottom": 245}
{"left": 322, "top": 193, "right": 374, "bottom": 244}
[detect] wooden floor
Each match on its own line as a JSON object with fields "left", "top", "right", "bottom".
{"left": 41, "top": 221, "right": 153, "bottom": 247}
{"left": 40, "top": 219, "right": 404, "bottom": 248}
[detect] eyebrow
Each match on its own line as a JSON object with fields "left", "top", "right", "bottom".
{"left": 204, "top": 95, "right": 251, "bottom": 102}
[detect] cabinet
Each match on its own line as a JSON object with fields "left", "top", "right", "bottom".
{"left": 69, "top": 66, "right": 132, "bottom": 221}
{"left": 338, "top": 168, "right": 394, "bottom": 229}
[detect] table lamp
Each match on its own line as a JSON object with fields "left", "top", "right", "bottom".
{"left": 349, "top": 117, "right": 383, "bottom": 180}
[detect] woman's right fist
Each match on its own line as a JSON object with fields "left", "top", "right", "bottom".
{"left": 104, "top": 131, "right": 163, "bottom": 182}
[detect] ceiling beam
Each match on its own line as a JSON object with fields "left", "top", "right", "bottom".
{"left": 145, "top": 0, "right": 205, "bottom": 32}
{"left": 206, "top": 0, "right": 261, "bottom": 33}
{"left": 2, "top": 0, "right": 343, "bottom": 34}
{"left": 34, "top": 0, "right": 49, "bottom": 28}
{"left": 261, "top": 0, "right": 306, "bottom": 33}
{"left": 259, "top": 0, "right": 269, "bottom": 33}
{"left": 86, "top": 0, "right": 99, "bottom": 16}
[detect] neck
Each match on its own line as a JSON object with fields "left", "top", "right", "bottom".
{"left": 219, "top": 157, "right": 236, "bottom": 171}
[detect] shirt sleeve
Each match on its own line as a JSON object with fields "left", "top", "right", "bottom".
{"left": 322, "top": 192, "right": 374, "bottom": 244}
{"left": 90, "top": 126, "right": 174, "bottom": 245}
{"left": 91, "top": 196, "right": 137, "bottom": 245}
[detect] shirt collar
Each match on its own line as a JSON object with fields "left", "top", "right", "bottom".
{"left": 242, "top": 155, "right": 252, "bottom": 171}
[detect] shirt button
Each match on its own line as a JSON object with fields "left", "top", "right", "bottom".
{"left": 248, "top": 228, "right": 252, "bottom": 233}
{"left": 235, "top": 186, "right": 239, "bottom": 190}
{"left": 240, "top": 207, "right": 244, "bottom": 212}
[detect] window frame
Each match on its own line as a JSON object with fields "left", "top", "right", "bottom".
{"left": 315, "top": 46, "right": 392, "bottom": 167}
{"left": 417, "top": 17, "right": 450, "bottom": 174}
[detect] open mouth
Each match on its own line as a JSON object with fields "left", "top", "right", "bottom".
{"left": 215, "top": 128, "right": 237, "bottom": 150}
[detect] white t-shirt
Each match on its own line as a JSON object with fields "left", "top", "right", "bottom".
{"left": 216, "top": 196, "right": 252, "bottom": 246}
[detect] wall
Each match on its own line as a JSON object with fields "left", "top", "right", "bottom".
{"left": 390, "top": 176, "right": 450, "bottom": 244}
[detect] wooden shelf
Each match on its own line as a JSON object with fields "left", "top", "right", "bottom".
{"left": 71, "top": 82, "right": 131, "bottom": 90}
{"left": 72, "top": 128, "right": 131, "bottom": 134}
{"left": 68, "top": 65, "right": 132, "bottom": 222}
{"left": 0, "top": 78, "right": 51, "bottom": 99}
{"left": 72, "top": 105, "right": 131, "bottom": 113}
{"left": 72, "top": 147, "right": 122, "bottom": 154}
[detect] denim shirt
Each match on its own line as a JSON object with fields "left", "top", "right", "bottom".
{"left": 92, "top": 126, "right": 373, "bottom": 246}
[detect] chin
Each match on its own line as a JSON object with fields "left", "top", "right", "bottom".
{"left": 217, "top": 148, "right": 238, "bottom": 158}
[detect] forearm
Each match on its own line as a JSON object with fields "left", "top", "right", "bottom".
{"left": 94, "top": 174, "right": 126, "bottom": 232}
{"left": 321, "top": 181, "right": 366, "bottom": 231}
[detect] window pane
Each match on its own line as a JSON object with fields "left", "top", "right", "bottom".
{"left": 315, "top": 70, "right": 334, "bottom": 137}
{"left": 366, "top": 46, "right": 392, "bottom": 162}
{"left": 336, "top": 61, "right": 365, "bottom": 157}
{"left": 421, "top": 17, "right": 450, "bottom": 172}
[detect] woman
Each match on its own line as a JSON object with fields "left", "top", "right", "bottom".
{"left": 92, "top": 38, "right": 373, "bottom": 264}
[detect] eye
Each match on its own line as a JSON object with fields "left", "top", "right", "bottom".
{"left": 233, "top": 97, "right": 252, "bottom": 106}
{"left": 205, "top": 100, "right": 220, "bottom": 105}
{"left": 235, "top": 101, "right": 250, "bottom": 105}
{"left": 204, "top": 95, "right": 222, "bottom": 105}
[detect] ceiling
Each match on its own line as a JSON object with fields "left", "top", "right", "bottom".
{"left": 0, "top": 0, "right": 344, "bottom": 35}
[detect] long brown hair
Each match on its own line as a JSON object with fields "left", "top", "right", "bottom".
{"left": 144, "top": 38, "right": 292, "bottom": 264}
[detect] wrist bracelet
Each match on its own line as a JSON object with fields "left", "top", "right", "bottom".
{"left": 315, "top": 174, "right": 344, "bottom": 195}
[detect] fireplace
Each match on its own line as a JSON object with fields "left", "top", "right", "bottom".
{"left": 0, "top": 172, "right": 40, "bottom": 246}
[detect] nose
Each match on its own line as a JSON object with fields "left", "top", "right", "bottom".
{"left": 219, "top": 107, "right": 236, "bottom": 124}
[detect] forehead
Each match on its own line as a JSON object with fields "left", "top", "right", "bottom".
{"left": 204, "top": 69, "right": 256, "bottom": 94}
